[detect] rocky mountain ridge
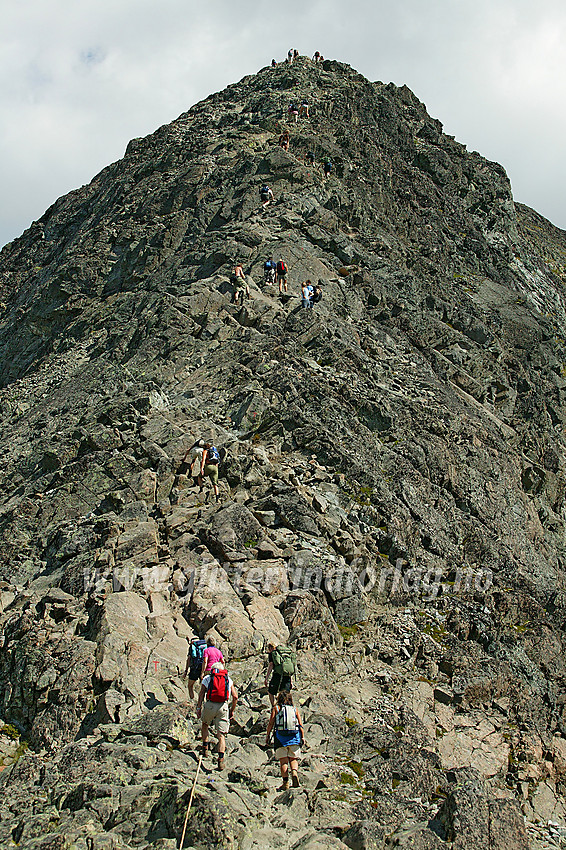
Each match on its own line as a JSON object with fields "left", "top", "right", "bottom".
{"left": 1, "top": 55, "right": 566, "bottom": 849}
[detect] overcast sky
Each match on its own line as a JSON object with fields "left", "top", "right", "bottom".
{"left": 2, "top": 0, "right": 565, "bottom": 249}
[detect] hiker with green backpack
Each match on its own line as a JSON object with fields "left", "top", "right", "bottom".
{"left": 264, "top": 642, "right": 296, "bottom": 706}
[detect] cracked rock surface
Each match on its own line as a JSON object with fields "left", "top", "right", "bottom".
{"left": 1, "top": 55, "right": 566, "bottom": 848}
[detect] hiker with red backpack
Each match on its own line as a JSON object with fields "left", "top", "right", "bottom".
{"left": 276, "top": 259, "right": 288, "bottom": 294}
{"left": 265, "top": 691, "right": 304, "bottom": 789}
{"left": 196, "top": 662, "right": 238, "bottom": 771}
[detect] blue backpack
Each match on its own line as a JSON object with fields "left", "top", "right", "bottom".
{"left": 190, "top": 639, "right": 206, "bottom": 666}
{"left": 206, "top": 446, "right": 220, "bottom": 465}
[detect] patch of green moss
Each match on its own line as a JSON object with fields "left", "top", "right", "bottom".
{"left": 0, "top": 724, "right": 20, "bottom": 741}
{"left": 340, "top": 772, "right": 358, "bottom": 786}
{"left": 345, "top": 717, "right": 358, "bottom": 728}
{"left": 337, "top": 624, "right": 359, "bottom": 640}
{"left": 347, "top": 760, "right": 365, "bottom": 779}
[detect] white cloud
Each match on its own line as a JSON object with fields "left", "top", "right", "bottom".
{"left": 1, "top": 0, "right": 565, "bottom": 248}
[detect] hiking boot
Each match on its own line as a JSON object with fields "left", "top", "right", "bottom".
{"left": 217, "top": 755, "right": 225, "bottom": 771}
{"left": 201, "top": 742, "right": 209, "bottom": 757}
{"left": 291, "top": 773, "right": 300, "bottom": 788}
{"left": 278, "top": 778, "right": 289, "bottom": 791}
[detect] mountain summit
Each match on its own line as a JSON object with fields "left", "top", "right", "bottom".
{"left": 1, "top": 56, "right": 566, "bottom": 848}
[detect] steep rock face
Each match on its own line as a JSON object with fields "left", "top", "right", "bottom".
{"left": 0, "top": 56, "right": 565, "bottom": 848}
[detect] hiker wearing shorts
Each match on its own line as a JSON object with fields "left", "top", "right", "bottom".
{"left": 264, "top": 642, "right": 294, "bottom": 707}
{"left": 197, "top": 663, "right": 238, "bottom": 771}
{"left": 276, "top": 259, "right": 288, "bottom": 294}
{"left": 265, "top": 692, "right": 304, "bottom": 789}
{"left": 233, "top": 262, "right": 249, "bottom": 305}
{"left": 181, "top": 438, "right": 205, "bottom": 481}
{"left": 199, "top": 443, "right": 221, "bottom": 501}
{"left": 183, "top": 636, "right": 207, "bottom": 699}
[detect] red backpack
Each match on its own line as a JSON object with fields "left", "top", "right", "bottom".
{"left": 207, "top": 669, "right": 229, "bottom": 702}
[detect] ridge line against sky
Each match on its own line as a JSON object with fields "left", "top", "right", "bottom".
{"left": 2, "top": 0, "right": 565, "bottom": 249}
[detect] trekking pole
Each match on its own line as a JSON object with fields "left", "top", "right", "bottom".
{"left": 179, "top": 752, "right": 203, "bottom": 850}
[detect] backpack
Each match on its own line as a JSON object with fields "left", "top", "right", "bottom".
{"left": 312, "top": 288, "right": 322, "bottom": 303}
{"left": 190, "top": 639, "right": 206, "bottom": 666}
{"left": 205, "top": 446, "right": 220, "bottom": 465}
{"left": 275, "top": 705, "right": 299, "bottom": 733}
{"left": 271, "top": 645, "right": 296, "bottom": 676}
{"left": 260, "top": 186, "right": 269, "bottom": 197}
{"left": 207, "top": 669, "right": 229, "bottom": 703}
{"left": 277, "top": 261, "right": 287, "bottom": 275}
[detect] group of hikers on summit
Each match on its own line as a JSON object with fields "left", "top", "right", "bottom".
{"left": 183, "top": 636, "right": 303, "bottom": 789}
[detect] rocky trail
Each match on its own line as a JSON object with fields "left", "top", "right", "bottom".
{"left": 1, "top": 55, "right": 566, "bottom": 848}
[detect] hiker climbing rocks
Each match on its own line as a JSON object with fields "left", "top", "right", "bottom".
{"left": 306, "top": 151, "right": 315, "bottom": 166}
{"left": 271, "top": 58, "right": 277, "bottom": 67}
{"left": 201, "top": 635, "right": 225, "bottom": 677}
{"left": 198, "top": 443, "right": 221, "bottom": 501}
{"left": 233, "top": 261, "right": 249, "bottom": 305}
{"left": 299, "top": 101, "right": 310, "bottom": 119}
{"left": 279, "top": 130, "right": 290, "bottom": 151}
{"left": 301, "top": 280, "right": 314, "bottom": 309}
{"left": 276, "top": 259, "right": 288, "bottom": 294}
{"left": 183, "top": 636, "right": 207, "bottom": 699}
{"left": 260, "top": 184, "right": 274, "bottom": 208}
{"left": 323, "top": 158, "right": 332, "bottom": 179}
{"left": 293, "top": 49, "right": 299, "bottom": 61}
{"left": 265, "top": 691, "right": 304, "bottom": 789}
{"left": 197, "top": 663, "right": 238, "bottom": 771}
{"left": 264, "top": 642, "right": 296, "bottom": 706}
{"left": 288, "top": 102, "right": 299, "bottom": 123}
{"left": 181, "top": 438, "right": 206, "bottom": 481}
{"left": 287, "top": 49, "right": 293, "bottom": 64}
{"left": 311, "top": 283, "right": 323, "bottom": 306}
{"left": 263, "top": 257, "right": 276, "bottom": 285}
{"left": 313, "top": 51, "right": 321, "bottom": 63}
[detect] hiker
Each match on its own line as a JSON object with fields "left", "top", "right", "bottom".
{"left": 265, "top": 692, "right": 304, "bottom": 789}
{"left": 306, "top": 151, "right": 315, "bottom": 166}
{"left": 301, "top": 280, "right": 314, "bottom": 309}
{"left": 293, "top": 49, "right": 299, "bottom": 61}
{"left": 260, "top": 184, "right": 274, "bottom": 208}
{"left": 323, "top": 158, "right": 332, "bottom": 179}
{"left": 183, "top": 636, "right": 207, "bottom": 699}
{"left": 233, "top": 261, "right": 249, "bottom": 305}
{"left": 313, "top": 51, "right": 320, "bottom": 63}
{"left": 299, "top": 101, "right": 310, "bottom": 119}
{"left": 198, "top": 443, "right": 221, "bottom": 501}
{"left": 201, "top": 635, "right": 225, "bottom": 678}
{"left": 271, "top": 59, "right": 277, "bottom": 68}
{"left": 181, "top": 438, "right": 206, "bottom": 480}
{"left": 288, "top": 102, "right": 299, "bottom": 123}
{"left": 263, "top": 257, "right": 276, "bottom": 285}
{"left": 264, "top": 642, "right": 296, "bottom": 706}
{"left": 287, "top": 49, "right": 293, "bottom": 64}
{"left": 276, "top": 259, "right": 288, "bottom": 294}
{"left": 279, "top": 131, "right": 290, "bottom": 151}
{"left": 311, "top": 284, "right": 323, "bottom": 306}
{"left": 197, "top": 663, "right": 238, "bottom": 771}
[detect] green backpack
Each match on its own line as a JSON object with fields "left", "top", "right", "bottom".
{"left": 272, "top": 645, "right": 296, "bottom": 677}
